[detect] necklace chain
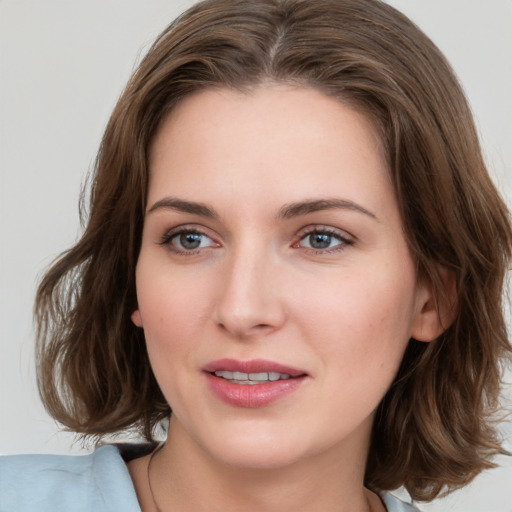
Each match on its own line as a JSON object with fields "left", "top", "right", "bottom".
{"left": 145, "top": 442, "right": 377, "bottom": 512}
{"left": 147, "top": 442, "right": 165, "bottom": 512}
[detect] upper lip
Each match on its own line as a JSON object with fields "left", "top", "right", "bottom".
{"left": 202, "top": 358, "right": 307, "bottom": 377}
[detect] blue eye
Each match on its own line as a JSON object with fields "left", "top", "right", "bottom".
{"left": 298, "top": 230, "right": 352, "bottom": 251}
{"left": 174, "top": 232, "right": 205, "bottom": 250}
{"left": 305, "top": 233, "right": 336, "bottom": 249}
{"left": 162, "top": 229, "right": 217, "bottom": 253}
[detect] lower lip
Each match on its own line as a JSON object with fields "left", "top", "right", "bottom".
{"left": 205, "top": 373, "right": 306, "bottom": 408}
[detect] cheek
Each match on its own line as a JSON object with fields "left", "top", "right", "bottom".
{"left": 134, "top": 262, "right": 207, "bottom": 376}
{"left": 136, "top": 258, "right": 211, "bottom": 336}
{"left": 135, "top": 272, "right": 207, "bottom": 410}
{"left": 298, "top": 265, "right": 417, "bottom": 371}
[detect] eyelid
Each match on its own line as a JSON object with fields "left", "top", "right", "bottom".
{"left": 293, "top": 225, "right": 355, "bottom": 252}
{"left": 158, "top": 224, "right": 221, "bottom": 253}
{"left": 297, "top": 224, "right": 354, "bottom": 241}
{"left": 156, "top": 223, "right": 354, "bottom": 255}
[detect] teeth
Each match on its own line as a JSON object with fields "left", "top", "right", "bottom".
{"left": 214, "top": 370, "right": 292, "bottom": 383}
{"left": 248, "top": 372, "right": 268, "bottom": 381}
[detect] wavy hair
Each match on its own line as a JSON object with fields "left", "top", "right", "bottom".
{"left": 35, "top": 0, "right": 512, "bottom": 500}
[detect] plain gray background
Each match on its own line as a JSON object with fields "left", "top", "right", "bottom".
{"left": 1, "top": 1, "right": 511, "bottom": 510}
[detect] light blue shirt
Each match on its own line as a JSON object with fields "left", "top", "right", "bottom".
{"left": 0, "top": 445, "right": 420, "bottom": 511}
{"left": 0, "top": 445, "right": 139, "bottom": 511}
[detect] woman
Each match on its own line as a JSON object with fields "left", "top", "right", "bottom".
{"left": 1, "top": 0, "right": 510, "bottom": 511}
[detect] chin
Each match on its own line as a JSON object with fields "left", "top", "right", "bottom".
{"left": 202, "top": 427, "right": 309, "bottom": 471}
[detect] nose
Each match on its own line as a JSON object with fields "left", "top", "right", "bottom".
{"left": 214, "top": 246, "right": 286, "bottom": 339}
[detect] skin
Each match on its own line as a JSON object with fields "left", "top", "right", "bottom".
{"left": 128, "top": 84, "right": 444, "bottom": 512}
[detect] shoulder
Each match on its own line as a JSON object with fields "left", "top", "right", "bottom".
{"left": 0, "top": 445, "right": 141, "bottom": 512}
{"left": 380, "top": 492, "right": 423, "bottom": 512}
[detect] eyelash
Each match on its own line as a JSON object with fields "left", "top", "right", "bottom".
{"left": 158, "top": 226, "right": 354, "bottom": 256}
{"left": 294, "top": 227, "right": 354, "bottom": 254}
{"left": 158, "top": 226, "right": 218, "bottom": 255}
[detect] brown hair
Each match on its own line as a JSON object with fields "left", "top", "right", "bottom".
{"left": 35, "top": 0, "right": 512, "bottom": 500}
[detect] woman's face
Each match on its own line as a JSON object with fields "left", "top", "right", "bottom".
{"left": 134, "top": 85, "right": 435, "bottom": 470}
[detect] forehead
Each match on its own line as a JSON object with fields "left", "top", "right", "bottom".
{"left": 150, "top": 85, "right": 387, "bottom": 160}
{"left": 147, "top": 84, "right": 393, "bottom": 219}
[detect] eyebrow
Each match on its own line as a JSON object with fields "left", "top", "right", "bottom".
{"left": 147, "top": 196, "right": 377, "bottom": 221}
{"left": 147, "top": 197, "right": 218, "bottom": 218}
{"left": 278, "top": 198, "right": 378, "bottom": 221}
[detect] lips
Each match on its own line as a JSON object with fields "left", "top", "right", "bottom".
{"left": 213, "top": 370, "right": 292, "bottom": 383}
{"left": 203, "top": 359, "right": 308, "bottom": 408}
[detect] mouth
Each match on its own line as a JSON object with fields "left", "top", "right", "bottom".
{"left": 203, "top": 358, "right": 307, "bottom": 381}
{"left": 211, "top": 370, "right": 293, "bottom": 384}
{"left": 202, "top": 359, "right": 308, "bottom": 407}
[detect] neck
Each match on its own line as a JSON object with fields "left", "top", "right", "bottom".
{"left": 144, "top": 417, "right": 382, "bottom": 512}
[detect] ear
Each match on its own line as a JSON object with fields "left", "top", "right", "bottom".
{"left": 131, "top": 309, "right": 143, "bottom": 327}
{"left": 411, "top": 267, "right": 457, "bottom": 342}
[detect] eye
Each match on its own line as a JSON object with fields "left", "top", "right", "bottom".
{"left": 160, "top": 228, "right": 219, "bottom": 254}
{"left": 295, "top": 228, "right": 353, "bottom": 252}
